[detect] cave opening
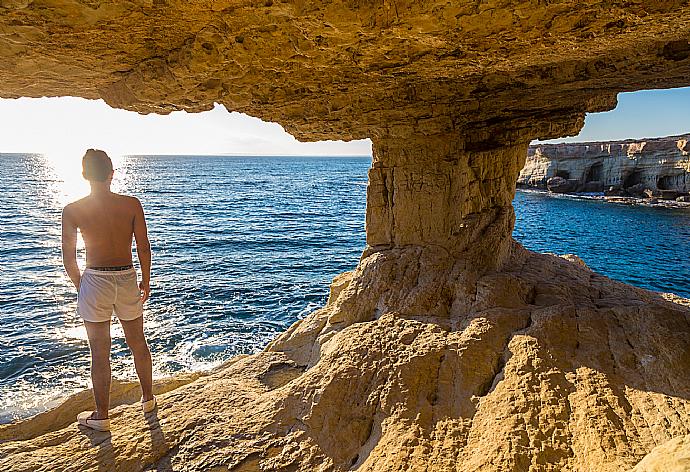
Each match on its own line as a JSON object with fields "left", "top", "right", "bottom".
{"left": 657, "top": 174, "right": 681, "bottom": 190}
{"left": 585, "top": 162, "right": 603, "bottom": 183}
{"left": 623, "top": 170, "right": 643, "bottom": 189}
{"left": 1, "top": 2, "right": 690, "bottom": 467}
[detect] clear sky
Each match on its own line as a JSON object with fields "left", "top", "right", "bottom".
{"left": 539, "top": 86, "right": 690, "bottom": 143}
{"left": 0, "top": 86, "right": 688, "bottom": 157}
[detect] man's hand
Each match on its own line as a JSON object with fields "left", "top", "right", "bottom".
{"left": 139, "top": 280, "right": 150, "bottom": 303}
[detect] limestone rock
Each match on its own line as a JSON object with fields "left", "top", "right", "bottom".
{"left": 546, "top": 176, "right": 577, "bottom": 193}
{"left": 0, "top": 372, "right": 206, "bottom": 443}
{"left": 0, "top": 2, "right": 688, "bottom": 141}
{"left": 1, "top": 246, "right": 689, "bottom": 471}
{"left": 659, "top": 190, "right": 681, "bottom": 200}
{"left": 519, "top": 135, "right": 690, "bottom": 195}
{"left": 559, "top": 254, "right": 588, "bottom": 268}
{"left": 1, "top": 1, "right": 690, "bottom": 470}
{"left": 326, "top": 271, "right": 353, "bottom": 306}
{"left": 631, "top": 435, "right": 690, "bottom": 471}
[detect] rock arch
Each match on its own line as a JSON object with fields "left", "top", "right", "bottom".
{"left": 1, "top": 2, "right": 690, "bottom": 471}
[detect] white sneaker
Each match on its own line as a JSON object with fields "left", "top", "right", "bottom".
{"left": 77, "top": 411, "right": 111, "bottom": 431}
{"left": 142, "top": 396, "right": 157, "bottom": 414}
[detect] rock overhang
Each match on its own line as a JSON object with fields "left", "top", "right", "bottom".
{"left": 0, "top": 0, "right": 689, "bottom": 144}
{"left": 2, "top": 3, "right": 690, "bottom": 471}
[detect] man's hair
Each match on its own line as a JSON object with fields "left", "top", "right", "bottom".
{"left": 82, "top": 149, "right": 113, "bottom": 182}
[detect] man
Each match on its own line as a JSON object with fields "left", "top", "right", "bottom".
{"left": 61, "top": 149, "right": 155, "bottom": 432}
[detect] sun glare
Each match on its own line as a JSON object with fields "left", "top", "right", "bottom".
{"left": 43, "top": 150, "right": 128, "bottom": 206}
{"left": 0, "top": 96, "right": 373, "bottom": 156}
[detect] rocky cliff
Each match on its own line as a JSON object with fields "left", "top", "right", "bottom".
{"left": 518, "top": 135, "right": 690, "bottom": 197}
{"left": 1, "top": 1, "right": 690, "bottom": 471}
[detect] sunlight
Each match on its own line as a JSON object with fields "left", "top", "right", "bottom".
{"left": 42, "top": 151, "right": 89, "bottom": 205}
{"left": 42, "top": 150, "right": 129, "bottom": 206}
{"left": 0, "top": 96, "right": 373, "bottom": 156}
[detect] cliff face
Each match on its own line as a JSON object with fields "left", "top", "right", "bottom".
{"left": 1, "top": 1, "right": 690, "bottom": 471}
{"left": 519, "top": 135, "right": 690, "bottom": 195}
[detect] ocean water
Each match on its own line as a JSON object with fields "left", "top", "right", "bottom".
{"left": 0, "top": 154, "right": 688, "bottom": 423}
{"left": 513, "top": 190, "right": 690, "bottom": 296}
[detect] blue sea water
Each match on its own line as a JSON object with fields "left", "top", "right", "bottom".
{"left": 0, "top": 153, "right": 688, "bottom": 423}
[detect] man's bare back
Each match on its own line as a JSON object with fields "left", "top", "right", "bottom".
{"left": 63, "top": 193, "right": 146, "bottom": 268}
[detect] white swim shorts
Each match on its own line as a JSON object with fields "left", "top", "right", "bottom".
{"left": 77, "top": 267, "right": 143, "bottom": 323}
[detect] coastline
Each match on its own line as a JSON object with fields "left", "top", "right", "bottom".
{"left": 516, "top": 187, "right": 690, "bottom": 210}
{"left": 4, "top": 257, "right": 690, "bottom": 437}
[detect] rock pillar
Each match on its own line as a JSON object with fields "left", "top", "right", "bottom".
{"left": 365, "top": 133, "right": 528, "bottom": 270}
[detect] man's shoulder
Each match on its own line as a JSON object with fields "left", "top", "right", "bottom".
{"left": 113, "top": 193, "right": 142, "bottom": 206}
{"left": 62, "top": 196, "right": 88, "bottom": 213}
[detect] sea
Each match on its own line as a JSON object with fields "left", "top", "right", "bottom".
{"left": 1, "top": 153, "right": 689, "bottom": 423}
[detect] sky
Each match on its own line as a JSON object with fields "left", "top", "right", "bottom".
{"left": 0, "top": 86, "right": 688, "bottom": 157}
{"left": 0, "top": 97, "right": 372, "bottom": 157}
{"left": 538, "top": 86, "right": 690, "bottom": 143}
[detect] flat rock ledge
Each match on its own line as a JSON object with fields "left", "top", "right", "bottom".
{"left": 1, "top": 244, "right": 689, "bottom": 472}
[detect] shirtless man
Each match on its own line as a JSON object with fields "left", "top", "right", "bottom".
{"left": 62, "top": 149, "right": 155, "bottom": 432}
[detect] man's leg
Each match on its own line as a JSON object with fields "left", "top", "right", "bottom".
{"left": 120, "top": 316, "right": 153, "bottom": 402}
{"left": 83, "top": 320, "right": 112, "bottom": 419}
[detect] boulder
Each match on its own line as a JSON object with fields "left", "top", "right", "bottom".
{"left": 547, "top": 176, "right": 576, "bottom": 193}
{"left": 626, "top": 183, "right": 647, "bottom": 197}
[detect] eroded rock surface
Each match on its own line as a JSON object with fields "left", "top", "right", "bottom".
{"left": 519, "top": 134, "right": 690, "bottom": 196}
{"left": 1, "top": 1, "right": 690, "bottom": 470}
{"left": 632, "top": 435, "right": 690, "bottom": 471}
{"left": 1, "top": 249, "right": 689, "bottom": 471}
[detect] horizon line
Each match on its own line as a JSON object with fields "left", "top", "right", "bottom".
{"left": 0, "top": 152, "right": 374, "bottom": 158}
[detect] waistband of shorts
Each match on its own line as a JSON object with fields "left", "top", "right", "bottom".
{"left": 84, "top": 265, "right": 135, "bottom": 274}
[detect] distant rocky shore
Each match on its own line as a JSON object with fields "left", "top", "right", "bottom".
{"left": 518, "top": 134, "right": 690, "bottom": 207}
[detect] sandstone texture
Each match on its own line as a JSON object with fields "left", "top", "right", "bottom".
{"left": 2, "top": 1, "right": 690, "bottom": 471}
{"left": 632, "top": 435, "right": 690, "bottom": 471}
{"left": 519, "top": 134, "right": 690, "bottom": 197}
{"left": 1, "top": 251, "right": 690, "bottom": 472}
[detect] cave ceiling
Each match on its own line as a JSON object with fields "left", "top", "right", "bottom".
{"left": 0, "top": 0, "right": 689, "bottom": 143}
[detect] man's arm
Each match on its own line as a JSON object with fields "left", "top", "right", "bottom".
{"left": 61, "top": 205, "right": 81, "bottom": 290}
{"left": 133, "top": 198, "right": 152, "bottom": 302}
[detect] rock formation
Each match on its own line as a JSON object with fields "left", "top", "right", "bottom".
{"left": 519, "top": 135, "right": 690, "bottom": 198}
{"left": 1, "top": 1, "right": 690, "bottom": 471}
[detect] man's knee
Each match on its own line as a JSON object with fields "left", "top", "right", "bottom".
{"left": 125, "top": 333, "right": 149, "bottom": 354}
{"left": 89, "top": 345, "right": 111, "bottom": 366}
{"left": 87, "top": 336, "right": 111, "bottom": 358}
